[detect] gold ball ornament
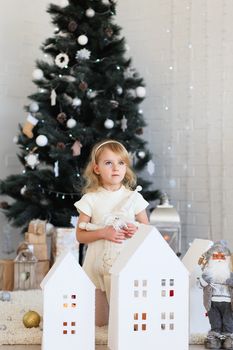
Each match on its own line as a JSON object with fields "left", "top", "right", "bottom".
{"left": 23, "top": 310, "right": 41, "bottom": 328}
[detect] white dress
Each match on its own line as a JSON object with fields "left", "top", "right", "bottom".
{"left": 74, "top": 185, "right": 149, "bottom": 292}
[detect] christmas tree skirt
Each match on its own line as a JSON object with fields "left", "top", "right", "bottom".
{"left": 0, "top": 290, "right": 107, "bottom": 345}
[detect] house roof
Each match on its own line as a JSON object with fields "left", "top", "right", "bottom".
{"left": 40, "top": 250, "right": 95, "bottom": 289}
{"left": 110, "top": 224, "right": 189, "bottom": 275}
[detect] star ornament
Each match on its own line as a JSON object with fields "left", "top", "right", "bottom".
{"left": 25, "top": 153, "right": 40, "bottom": 169}
{"left": 75, "top": 48, "right": 91, "bottom": 61}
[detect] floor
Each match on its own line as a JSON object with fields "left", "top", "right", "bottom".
{"left": 0, "top": 346, "right": 205, "bottom": 349}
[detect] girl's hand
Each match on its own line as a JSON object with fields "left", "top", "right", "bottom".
{"left": 124, "top": 223, "right": 138, "bottom": 238}
{"left": 103, "top": 226, "right": 126, "bottom": 243}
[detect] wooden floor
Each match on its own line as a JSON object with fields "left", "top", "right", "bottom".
{"left": 0, "top": 346, "right": 205, "bottom": 349}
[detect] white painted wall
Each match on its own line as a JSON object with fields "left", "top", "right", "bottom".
{"left": 0, "top": 0, "right": 232, "bottom": 256}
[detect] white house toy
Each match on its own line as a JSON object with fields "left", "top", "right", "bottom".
{"left": 40, "top": 250, "right": 95, "bottom": 350}
{"left": 182, "top": 238, "right": 213, "bottom": 335}
{"left": 108, "top": 224, "right": 189, "bottom": 350}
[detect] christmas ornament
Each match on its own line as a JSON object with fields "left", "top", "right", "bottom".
{"left": 79, "top": 81, "right": 88, "bottom": 91}
{"left": 102, "top": 0, "right": 110, "bottom": 5}
{"left": 71, "top": 140, "right": 82, "bottom": 156}
{"left": 104, "top": 118, "right": 114, "bottom": 129}
{"left": 127, "top": 89, "right": 136, "bottom": 98}
{"left": 0, "top": 201, "right": 10, "bottom": 209}
{"left": 68, "top": 21, "right": 78, "bottom": 32}
{"left": 116, "top": 85, "right": 123, "bottom": 95}
{"left": 29, "top": 102, "right": 39, "bottom": 113}
{"left": 72, "top": 97, "right": 82, "bottom": 107}
{"left": 147, "top": 160, "right": 155, "bottom": 175}
{"left": 105, "top": 27, "right": 113, "bottom": 38}
{"left": 110, "top": 100, "right": 119, "bottom": 108}
{"left": 36, "top": 135, "right": 48, "bottom": 147}
{"left": 32, "top": 68, "right": 44, "bottom": 80}
{"left": 60, "top": 0, "right": 69, "bottom": 6}
{"left": 67, "top": 118, "right": 77, "bottom": 128}
{"left": 0, "top": 291, "right": 11, "bottom": 302}
{"left": 75, "top": 48, "right": 91, "bottom": 60}
{"left": 86, "top": 89, "right": 97, "bottom": 99}
{"left": 138, "top": 151, "right": 146, "bottom": 159}
{"left": 50, "top": 89, "right": 57, "bottom": 106}
{"left": 23, "top": 310, "right": 41, "bottom": 328}
{"left": 20, "top": 185, "right": 27, "bottom": 195}
{"left": 13, "top": 135, "right": 18, "bottom": 144}
{"left": 55, "top": 53, "right": 69, "bottom": 68}
{"left": 56, "top": 142, "right": 65, "bottom": 150}
{"left": 138, "top": 109, "right": 143, "bottom": 114}
{"left": 135, "top": 128, "right": 143, "bottom": 135}
{"left": 121, "top": 115, "right": 127, "bottom": 132}
{"left": 54, "top": 161, "right": 59, "bottom": 177}
{"left": 22, "top": 114, "right": 38, "bottom": 139}
{"left": 57, "top": 112, "right": 67, "bottom": 124}
{"left": 85, "top": 8, "right": 95, "bottom": 17}
{"left": 135, "top": 86, "right": 146, "bottom": 98}
{"left": 24, "top": 153, "right": 40, "bottom": 169}
{"left": 77, "top": 34, "right": 88, "bottom": 46}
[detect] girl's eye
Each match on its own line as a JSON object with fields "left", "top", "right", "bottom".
{"left": 105, "top": 161, "right": 112, "bottom": 166}
{"left": 119, "top": 161, "right": 125, "bottom": 165}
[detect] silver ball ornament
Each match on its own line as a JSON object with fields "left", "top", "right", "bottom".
{"left": 104, "top": 118, "right": 114, "bottom": 129}
{"left": 32, "top": 69, "right": 44, "bottom": 80}
{"left": 29, "top": 102, "right": 39, "bottom": 113}
{"left": 67, "top": 118, "right": 77, "bottom": 128}
{"left": 86, "top": 8, "right": 95, "bottom": 17}
{"left": 36, "top": 135, "right": 48, "bottom": 147}
{"left": 77, "top": 35, "right": 88, "bottom": 46}
{"left": 135, "top": 86, "right": 146, "bottom": 98}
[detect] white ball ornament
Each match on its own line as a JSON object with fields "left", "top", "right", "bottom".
{"left": 29, "top": 102, "right": 39, "bottom": 113}
{"left": 138, "top": 151, "right": 146, "bottom": 159}
{"left": 102, "top": 0, "right": 109, "bottom": 4}
{"left": 135, "top": 86, "right": 146, "bottom": 98}
{"left": 72, "top": 98, "right": 82, "bottom": 107}
{"left": 67, "top": 118, "right": 77, "bottom": 128}
{"left": 32, "top": 69, "right": 44, "bottom": 80}
{"left": 116, "top": 86, "right": 123, "bottom": 95}
{"left": 77, "top": 35, "right": 88, "bottom": 46}
{"left": 20, "top": 185, "right": 27, "bottom": 195}
{"left": 36, "top": 135, "right": 48, "bottom": 147}
{"left": 104, "top": 118, "right": 114, "bottom": 129}
{"left": 86, "top": 8, "right": 95, "bottom": 17}
{"left": 60, "top": 0, "right": 69, "bottom": 6}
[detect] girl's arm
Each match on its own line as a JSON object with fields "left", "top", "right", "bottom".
{"left": 76, "top": 211, "right": 127, "bottom": 244}
{"left": 135, "top": 209, "right": 149, "bottom": 224}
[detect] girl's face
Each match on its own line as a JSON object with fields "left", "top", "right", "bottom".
{"left": 94, "top": 148, "right": 127, "bottom": 190}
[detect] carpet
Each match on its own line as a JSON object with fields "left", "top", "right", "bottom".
{"left": 0, "top": 290, "right": 107, "bottom": 345}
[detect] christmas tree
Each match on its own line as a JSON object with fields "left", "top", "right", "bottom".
{"left": 0, "top": 0, "right": 161, "bottom": 230}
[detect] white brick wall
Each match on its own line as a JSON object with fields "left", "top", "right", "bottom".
{"left": 1, "top": 0, "right": 233, "bottom": 256}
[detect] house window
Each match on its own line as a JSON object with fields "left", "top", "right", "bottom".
{"left": 160, "top": 312, "right": 175, "bottom": 331}
{"left": 133, "top": 313, "right": 148, "bottom": 332}
{"left": 134, "top": 279, "right": 148, "bottom": 298}
{"left": 160, "top": 279, "right": 175, "bottom": 298}
{"left": 62, "top": 321, "right": 76, "bottom": 335}
{"left": 62, "top": 294, "right": 77, "bottom": 308}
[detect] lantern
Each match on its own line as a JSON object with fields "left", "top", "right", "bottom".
{"left": 150, "top": 193, "right": 181, "bottom": 256}
{"left": 14, "top": 248, "right": 38, "bottom": 290}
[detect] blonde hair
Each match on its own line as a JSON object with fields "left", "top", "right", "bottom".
{"left": 82, "top": 139, "right": 137, "bottom": 193}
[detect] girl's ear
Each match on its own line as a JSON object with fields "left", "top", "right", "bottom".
{"left": 93, "top": 163, "right": 100, "bottom": 175}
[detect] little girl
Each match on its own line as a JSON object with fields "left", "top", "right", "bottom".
{"left": 74, "top": 139, "right": 149, "bottom": 322}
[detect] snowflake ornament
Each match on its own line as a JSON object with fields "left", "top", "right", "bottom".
{"left": 75, "top": 48, "right": 91, "bottom": 61}
{"left": 24, "top": 153, "right": 40, "bottom": 169}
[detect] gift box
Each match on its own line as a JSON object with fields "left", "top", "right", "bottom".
{"left": 34, "top": 260, "right": 50, "bottom": 289}
{"left": 52, "top": 227, "right": 79, "bottom": 263}
{"left": 25, "top": 232, "right": 46, "bottom": 244}
{"left": 28, "top": 219, "right": 46, "bottom": 235}
{"left": 0, "top": 259, "right": 14, "bottom": 291}
{"left": 32, "top": 243, "right": 48, "bottom": 260}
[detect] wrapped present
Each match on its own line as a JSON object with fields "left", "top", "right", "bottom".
{"left": 25, "top": 232, "right": 46, "bottom": 244}
{"left": 28, "top": 219, "right": 46, "bottom": 235}
{"left": 34, "top": 260, "right": 50, "bottom": 289}
{"left": 52, "top": 227, "right": 79, "bottom": 262}
{"left": 32, "top": 243, "right": 48, "bottom": 260}
{"left": 14, "top": 249, "right": 37, "bottom": 290}
{"left": 0, "top": 259, "right": 14, "bottom": 291}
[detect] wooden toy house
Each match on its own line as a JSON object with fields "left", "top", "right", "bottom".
{"left": 40, "top": 250, "right": 95, "bottom": 350}
{"left": 182, "top": 238, "right": 213, "bottom": 335}
{"left": 108, "top": 224, "right": 189, "bottom": 350}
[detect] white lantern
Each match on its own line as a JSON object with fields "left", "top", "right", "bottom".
{"left": 150, "top": 193, "right": 181, "bottom": 256}
{"left": 77, "top": 35, "right": 88, "bottom": 46}
{"left": 36, "top": 135, "right": 48, "bottom": 147}
{"left": 32, "top": 69, "right": 44, "bottom": 80}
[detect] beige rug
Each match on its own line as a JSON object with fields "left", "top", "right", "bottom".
{"left": 0, "top": 290, "right": 107, "bottom": 345}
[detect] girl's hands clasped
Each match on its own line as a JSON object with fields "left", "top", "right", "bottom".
{"left": 104, "top": 225, "right": 127, "bottom": 243}
{"left": 124, "top": 223, "right": 138, "bottom": 238}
